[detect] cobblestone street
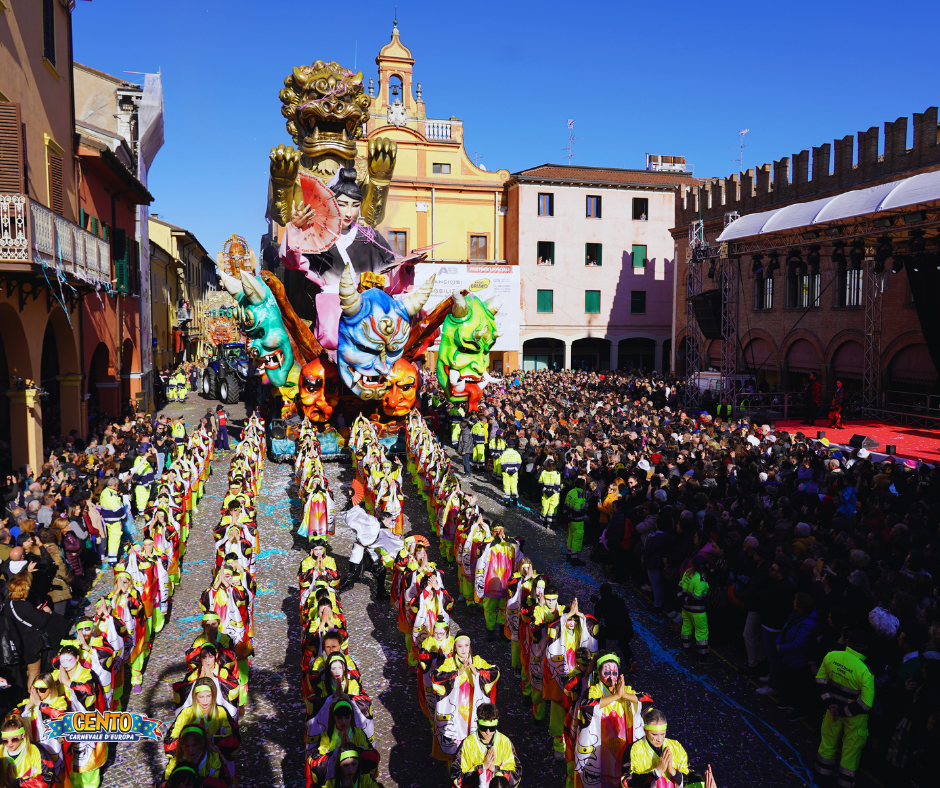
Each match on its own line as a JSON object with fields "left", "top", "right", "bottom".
{"left": 93, "top": 397, "right": 821, "bottom": 788}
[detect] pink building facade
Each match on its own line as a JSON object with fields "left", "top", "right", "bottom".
{"left": 505, "top": 165, "right": 697, "bottom": 372}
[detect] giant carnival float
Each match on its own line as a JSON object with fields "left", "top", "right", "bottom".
{"left": 218, "top": 61, "right": 501, "bottom": 458}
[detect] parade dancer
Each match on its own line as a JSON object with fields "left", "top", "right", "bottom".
{"left": 625, "top": 709, "right": 693, "bottom": 788}
{"left": 338, "top": 482, "right": 403, "bottom": 600}
{"left": 474, "top": 524, "right": 524, "bottom": 641}
{"left": 450, "top": 703, "right": 521, "bottom": 787}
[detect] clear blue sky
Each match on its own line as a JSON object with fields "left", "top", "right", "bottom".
{"left": 73, "top": 0, "right": 940, "bottom": 259}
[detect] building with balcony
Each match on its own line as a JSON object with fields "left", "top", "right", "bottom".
{"left": 506, "top": 164, "right": 698, "bottom": 371}
{"left": 74, "top": 62, "right": 159, "bottom": 415}
{"left": 0, "top": 0, "right": 100, "bottom": 471}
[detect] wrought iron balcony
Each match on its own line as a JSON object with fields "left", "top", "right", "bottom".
{"left": 0, "top": 194, "right": 111, "bottom": 286}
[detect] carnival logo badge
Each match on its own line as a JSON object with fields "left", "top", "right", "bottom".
{"left": 45, "top": 711, "right": 163, "bottom": 743}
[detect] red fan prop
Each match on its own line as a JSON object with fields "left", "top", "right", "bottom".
{"left": 297, "top": 172, "right": 341, "bottom": 254}
{"left": 350, "top": 479, "right": 365, "bottom": 508}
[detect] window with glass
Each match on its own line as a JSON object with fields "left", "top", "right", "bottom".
{"left": 470, "top": 235, "right": 488, "bottom": 261}
{"left": 538, "top": 193, "right": 554, "bottom": 216}
{"left": 585, "top": 290, "right": 601, "bottom": 313}
{"left": 753, "top": 274, "right": 774, "bottom": 310}
{"left": 631, "top": 290, "right": 646, "bottom": 314}
{"left": 42, "top": 0, "right": 56, "bottom": 65}
{"left": 586, "top": 195, "right": 602, "bottom": 218}
{"left": 786, "top": 272, "right": 821, "bottom": 309}
{"left": 537, "top": 241, "right": 555, "bottom": 265}
{"left": 432, "top": 163, "right": 451, "bottom": 174}
{"left": 631, "top": 244, "right": 647, "bottom": 269}
{"left": 388, "top": 231, "right": 407, "bottom": 257}
{"left": 537, "top": 290, "right": 553, "bottom": 313}
{"left": 633, "top": 197, "right": 648, "bottom": 221}
{"left": 585, "top": 243, "right": 602, "bottom": 266}
{"left": 836, "top": 267, "right": 864, "bottom": 307}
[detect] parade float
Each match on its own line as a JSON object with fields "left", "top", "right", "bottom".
{"left": 218, "top": 61, "right": 501, "bottom": 458}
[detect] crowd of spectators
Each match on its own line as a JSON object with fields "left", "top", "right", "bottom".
{"left": 0, "top": 408, "right": 223, "bottom": 719}
{"left": 426, "top": 368, "right": 940, "bottom": 787}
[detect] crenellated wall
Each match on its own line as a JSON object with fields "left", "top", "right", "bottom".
{"left": 676, "top": 107, "right": 940, "bottom": 227}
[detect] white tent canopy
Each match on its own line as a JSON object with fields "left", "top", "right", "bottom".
{"left": 716, "top": 170, "right": 940, "bottom": 242}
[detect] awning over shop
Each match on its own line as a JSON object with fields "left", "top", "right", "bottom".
{"left": 717, "top": 170, "right": 940, "bottom": 242}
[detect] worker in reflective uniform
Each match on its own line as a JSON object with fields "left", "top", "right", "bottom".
{"left": 538, "top": 458, "right": 562, "bottom": 528}
{"left": 172, "top": 418, "right": 187, "bottom": 445}
{"left": 814, "top": 629, "right": 875, "bottom": 788}
{"left": 499, "top": 441, "right": 522, "bottom": 507}
{"left": 679, "top": 555, "right": 711, "bottom": 661}
{"left": 130, "top": 449, "right": 155, "bottom": 516}
{"left": 449, "top": 703, "right": 521, "bottom": 787}
{"left": 449, "top": 405, "right": 466, "bottom": 447}
{"left": 564, "top": 480, "right": 588, "bottom": 565}
{"left": 488, "top": 430, "right": 507, "bottom": 477}
{"left": 470, "top": 418, "right": 489, "bottom": 472}
{"left": 100, "top": 477, "right": 125, "bottom": 565}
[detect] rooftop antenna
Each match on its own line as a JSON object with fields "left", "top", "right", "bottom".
{"left": 563, "top": 119, "right": 581, "bottom": 164}
{"left": 472, "top": 151, "right": 484, "bottom": 168}
{"left": 735, "top": 129, "right": 750, "bottom": 171}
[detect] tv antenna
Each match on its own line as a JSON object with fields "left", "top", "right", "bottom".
{"left": 563, "top": 119, "right": 581, "bottom": 164}
{"left": 472, "top": 150, "right": 484, "bottom": 168}
{"left": 735, "top": 129, "right": 750, "bottom": 171}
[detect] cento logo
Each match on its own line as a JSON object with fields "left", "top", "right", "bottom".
{"left": 45, "top": 711, "right": 163, "bottom": 743}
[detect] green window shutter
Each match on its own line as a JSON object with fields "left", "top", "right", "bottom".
{"left": 585, "top": 290, "right": 601, "bottom": 313}
{"left": 113, "top": 227, "right": 128, "bottom": 292}
{"left": 537, "top": 289, "right": 553, "bottom": 313}
{"left": 597, "top": 244, "right": 602, "bottom": 266}
{"left": 78, "top": 208, "right": 86, "bottom": 229}
{"left": 90, "top": 216, "right": 100, "bottom": 236}
{"left": 632, "top": 244, "right": 647, "bottom": 268}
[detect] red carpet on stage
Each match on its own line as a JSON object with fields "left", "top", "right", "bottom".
{"left": 775, "top": 419, "right": 940, "bottom": 463}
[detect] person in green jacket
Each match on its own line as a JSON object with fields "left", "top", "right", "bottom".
{"left": 538, "top": 458, "right": 562, "bottom": 528}
{"left": 815, "top": 629, "right": 875, "bottom": 788}
{"left": 130, "top": 449, "right": 155, "bottom": 515}
{"left": 679, "top": 555, "right": 711, "bottom": 661}
{"left": 564, "top": 480, "right": 588, "bottom": 565}
{"left": 100, "top": 477, "right": 125, "bottom": 564}
{"left": 488, "top": 430, "right": 507, "bottom": 477}
{"left": 449, "top": 405, "right": 465, "bottom": 446}
{"left": 499, "top": 442, "right": 522, "bottom": 507}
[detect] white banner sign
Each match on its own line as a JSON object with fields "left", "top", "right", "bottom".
{"left": 413, "top": 264, "right": 520, "bottom": 352}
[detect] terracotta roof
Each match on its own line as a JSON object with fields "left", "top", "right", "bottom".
{"left": 511, "top": 163, "right": 701, "bottom": 188}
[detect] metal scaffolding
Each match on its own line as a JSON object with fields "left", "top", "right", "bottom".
{"left": 720, "top": 254, "right": 740, "bottom": 397}
{"left": 683, "top": 221, "right": 706, "bottom": 409}
{"left": 862, "top": 265, "right": 886, "bottom": 412}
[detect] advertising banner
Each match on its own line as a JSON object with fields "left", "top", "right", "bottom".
{"left": 413, "top": 263, "right": 519, "bottom": 352}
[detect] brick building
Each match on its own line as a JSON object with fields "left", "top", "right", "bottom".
{"left": 671, "top": 106, "right": 940, "bottom": 404}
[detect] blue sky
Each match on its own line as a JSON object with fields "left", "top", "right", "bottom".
{"left": 73, "top": 0, "right": 940, "bottom": 258}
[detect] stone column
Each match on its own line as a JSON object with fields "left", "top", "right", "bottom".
{"left": 609, "top": 341, "right": 619, "bottom": 372}
{"left": 563, "top": 340, "right": 571, "bottom": 370}
{"left": 57, "top": 373, "right": 84, "bottom": 436}
{"left": 7, "top": 390, "right": 43, "bottom": 472}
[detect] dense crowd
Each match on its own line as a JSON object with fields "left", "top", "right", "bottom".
{"left": 423, "top": 368, "right": 938, "bottom": 788}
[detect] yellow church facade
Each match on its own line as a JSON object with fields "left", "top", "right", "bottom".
{"left": 357, "top": 25, "right": 510, "bottom": 265}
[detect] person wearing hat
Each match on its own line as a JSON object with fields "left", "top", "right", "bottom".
{"left": 679, "top": 555, "right": 712, "bottom": 663}
{"left": 450, "top": 703, "right": 521, "bottom": 787}
{"left": 814, "top": 629, "right": 874, "bottom": 788}
{"left": 625, "top": 708, "right": 692, "bottom": 788}
{"left": 498, "top": 441, "right": 523, "bottom": 507}
{"left": 563, "top": 479, "right": 588, "bottom": 565}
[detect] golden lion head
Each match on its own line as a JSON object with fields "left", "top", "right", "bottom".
{"left": 279, "top": 61, "right": 371, "bottom": 161}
